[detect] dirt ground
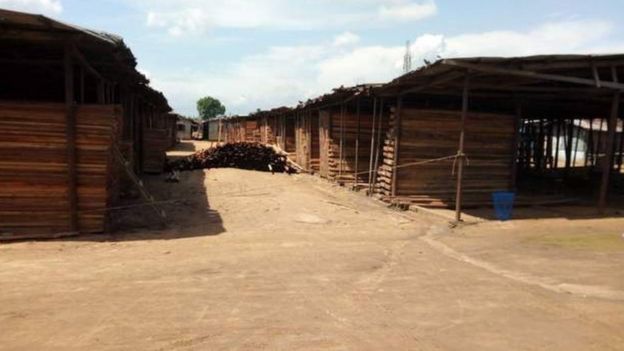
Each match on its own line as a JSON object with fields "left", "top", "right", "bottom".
{"left": 1, "top": 141, "right": 624, "bottom": 350}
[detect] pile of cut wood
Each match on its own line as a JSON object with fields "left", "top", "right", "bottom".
{"left": 166, "top": 142, "right": 297, "bottom": 174}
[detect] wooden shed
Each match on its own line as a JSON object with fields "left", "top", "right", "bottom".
{"left": 0, "top": 9, "right": 171, "bottom": 239}
{"left": 375, "top": 54, "right": 624, "bottom": 220}
{"left": 293, "top": 86, "right": 387, "bottom": 188}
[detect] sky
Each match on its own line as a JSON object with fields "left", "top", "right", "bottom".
{"left": 2, "top": 0, "right": 624, "bottom": 116}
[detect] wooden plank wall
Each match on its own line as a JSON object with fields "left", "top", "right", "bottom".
{"left": 142, "top": 128, "right": 168, "bottom": 173}
{"left": 245, "top": 120, "right": 262, "bottom": 143}
{"left": 0, "top": 102, "right": 121, "bottom": 239}
{"left": 376, "top": 108, "right": 516, "bottom": 208}
{"left": 319, "top": 111, "right": 331, "bottom": 178}
{"left": 295, "top": 113, "right": 311, "bottom": 169}
{"left": 320, "top": 108, "right": 385, "bottom": 186}
{"left": 310, "top": 113, "right": 320, "bottom": 172}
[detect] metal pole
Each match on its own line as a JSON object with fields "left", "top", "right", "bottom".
{"left": 455, "top": 74, "right": 470, "bottom": 223}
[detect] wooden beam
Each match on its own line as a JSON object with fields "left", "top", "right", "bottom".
{"left": 70, "top": 45, "right": 108, "bottom": 83}
{"left": 455, "top": 73, "right": 470, "bottom": 223}
{"left": 443, "top": 59, "right": 624, "bottom": 91}
{"left": 598, "top": 91, "right": 621, "bottom": 212}
{"left": 64, "top": 42, "right": 79, "bottom": 233}
{"left": 395, "top": 71, "right": 466, "bottom": 96}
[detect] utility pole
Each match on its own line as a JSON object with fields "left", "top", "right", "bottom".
{"left": 403, "top": 40, "right": 412, "bottom": 74}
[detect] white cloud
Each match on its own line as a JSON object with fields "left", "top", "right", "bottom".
{"left": 141, "top": 0, "right": 437, "bottom": 37}
{"left": 147, "top": 19, "right": 624, "bottom": 116}
{"left": 0, "top": 0, "right": 62, "bottom": 15}
{"left": 378, "top": 0, "right": 437, "bottom": 21}
{"left": 333, "top": 31, "right": 361, "bottom": 46}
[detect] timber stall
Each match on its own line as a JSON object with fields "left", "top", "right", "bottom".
{"left": 0, "top": 9, "right": 171, "bottom": 239}
{"left": 294, "top": 86, "right": 387, "bottom": 187}
{"left": 376, "top": 55, "right": 624, "bottom": 220}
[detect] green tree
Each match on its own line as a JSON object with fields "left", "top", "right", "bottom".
{"left": 197, "top": 96, "right": 226, "bottom": 120}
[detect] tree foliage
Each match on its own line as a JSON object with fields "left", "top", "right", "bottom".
{"left": 197, "top": 96, "right": 226, "bottom": 120}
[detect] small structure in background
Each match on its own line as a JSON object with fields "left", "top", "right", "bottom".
{"left": 176, "top": 116, "right": 199, "bottom": 141}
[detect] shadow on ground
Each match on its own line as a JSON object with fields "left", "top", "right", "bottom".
{"left": 104, "top": 168, "right": 226, "bottom": 241}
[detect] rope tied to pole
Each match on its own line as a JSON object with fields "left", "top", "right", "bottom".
{"left": 351, "top": 152, "right": 469, "bottom": 178}
{"left": 452, "top": 151, "right": 470, "bottom": 176}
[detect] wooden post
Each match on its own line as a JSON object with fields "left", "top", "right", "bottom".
{"left": 510, "top": 103, "right": 522, "bottom": 190}
{"left": 455, "top": 74, "right": 470, "bottom": 223}
{"left": 339, "top": 104, "right": 345, "bottom": 179}
{"left": 64, "top": 43, "right": 79, "bottom": 233}
{"left": 391, "top": 96, "right": 403, "bottom": 198}
{"left": 79, "top": 66, "right": 85, "bottom": 103}
{"left": 372, "top": 99, "right": 384, "bottom": 195}
{"left": 355, "top": 98, "right": 361, "bottom": 184}
{"left": 368, "top": 98, "right": 378, "bottom": 194}
{"left": 598, "top": 92, "right": 620, "bottom": 212}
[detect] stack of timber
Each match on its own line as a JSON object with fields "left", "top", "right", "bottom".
{"left": 376, "top": 108, "right": 516, "bottom": 208}
{"left": 310, "top": 115, "right": 321, "bottom": 172}
{"left": 0, "top": 102, "right": 121, "bottom": 239}
{"left": 374, "top": 108, "right": 397, "bottom": 196}
{"left": 295, "top": 115, "right": 311, "bottom": 170}
{"left": 142, "top": 128, "right": 169, "bottom": 173}
{"left": 167, "top": 142, "right": 297, "bottom": 174}
{"left": 324, "top": 109, "right": 386, "bottom": 186}
{"left": 261, "top": 116, "right": 278, "bottom": 145}
{"left": 245, "top": 120, "right": 262, "bottom": 143}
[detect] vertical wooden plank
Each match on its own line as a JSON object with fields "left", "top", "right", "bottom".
{"left": 455, "top": 74, "right": 470, "bottom": 223}
{"left": 64, "top": 43, "right": 79, "bottom": 233}
{"left": 599, "top": 92, "right": 620, "bottom": 212}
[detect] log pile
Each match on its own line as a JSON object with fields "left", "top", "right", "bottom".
{"left": 167, "top": 142, "right": 297, "bottom": 174}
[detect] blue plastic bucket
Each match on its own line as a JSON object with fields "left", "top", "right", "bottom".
{"left": 492, "top": 192, "right": 516, "bottom": 221}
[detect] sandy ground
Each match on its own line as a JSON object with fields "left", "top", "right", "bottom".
{"left": 1, "top": 141, "right": 624, "bottom": 350}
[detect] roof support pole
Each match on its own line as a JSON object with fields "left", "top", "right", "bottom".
{"left": 455, "top": 73, "right": 470, "bottom": 223}
{"left": 355, "top": 97, "right": 361, "bottom": 185}
{"left": 367, "top": 98, "right": 378, "bottom": 194}
{"left": 64, "top": 42, "right": 79, "bottom": 233}
{"left": 598, "top": 91, "right": 620, "bottom": 212}
{"left": 510, "top": 102, "right": 522, "bottom": 190}
{"left": 339, "top": 103, "right": 345, "bottom": 180}
{"left": 372, "top": 99, "right": 384, "bottom": 195}
{"left": 391, "top": 95, "right": 403, "bottom": 198}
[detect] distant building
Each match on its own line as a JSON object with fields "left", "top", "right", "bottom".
{"left": 177, "top": 117, "right": 199, "bottom": 140}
